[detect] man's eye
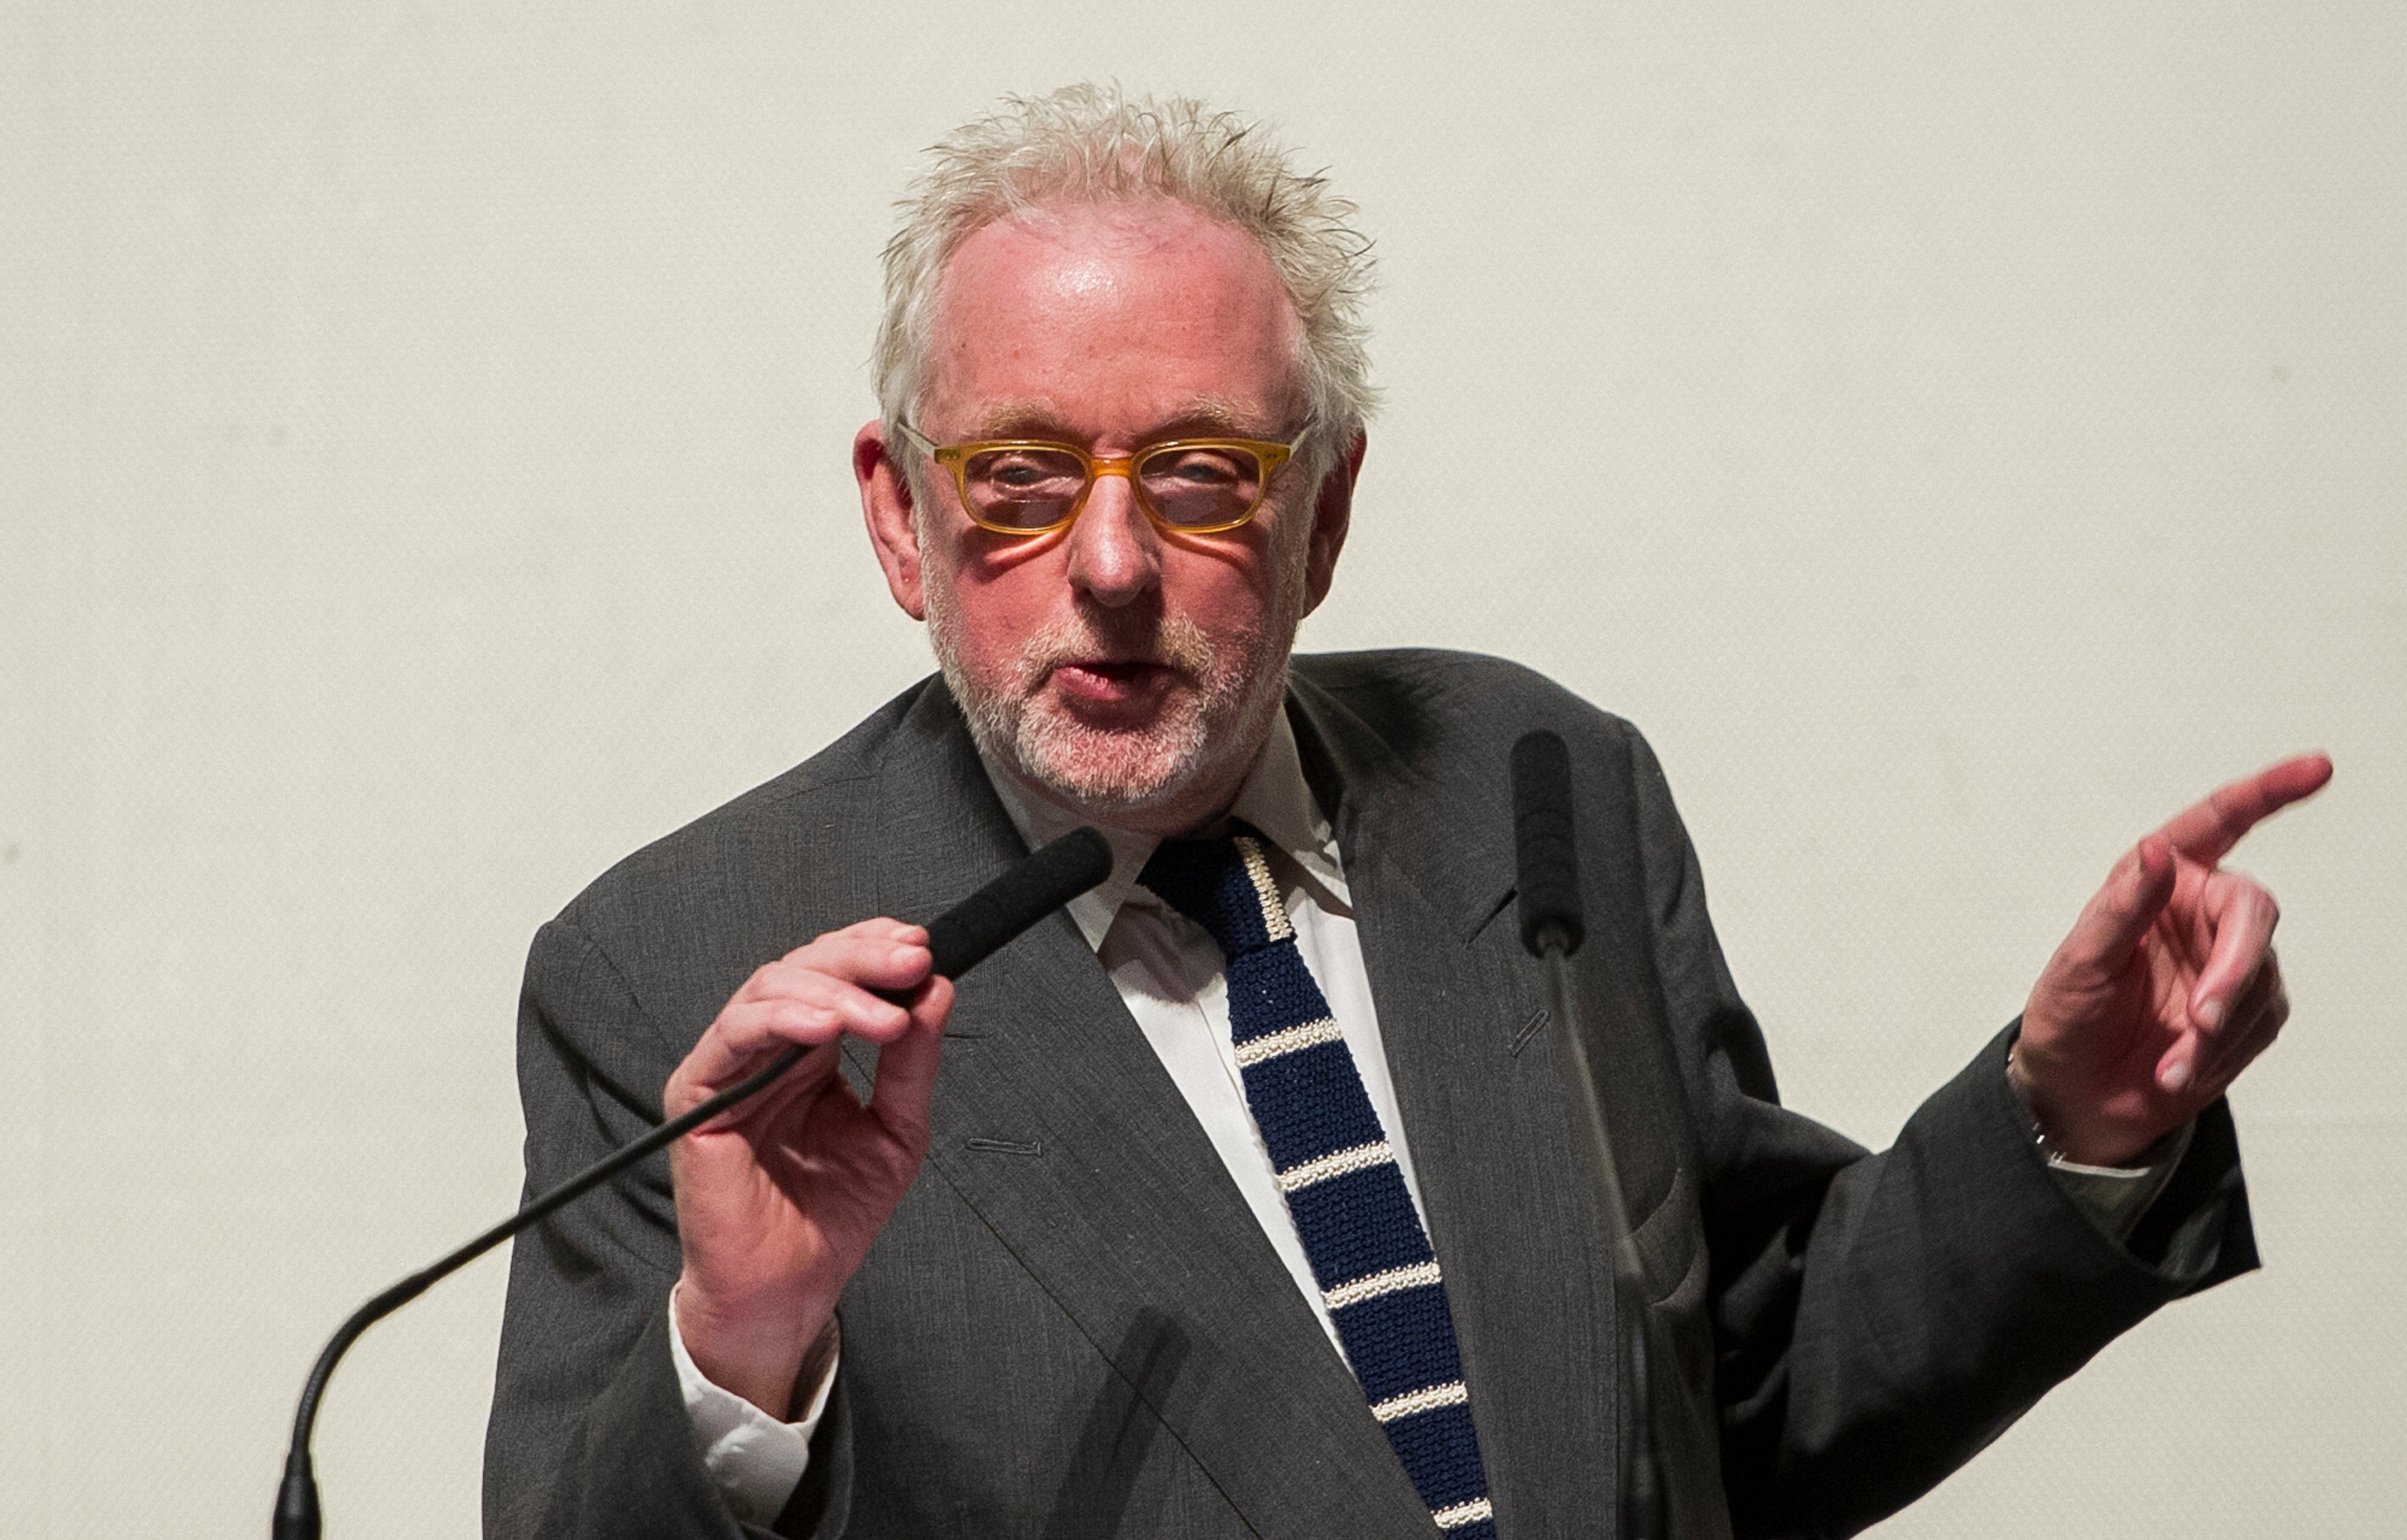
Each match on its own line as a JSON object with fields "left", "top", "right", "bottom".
{"left": 1146, "top": 450, "right": 1247, "bottom": 488}
{"left": 969, "top": 450, "right": 1084, "bottom": 493}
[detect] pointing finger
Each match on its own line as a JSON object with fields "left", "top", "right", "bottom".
{"left": 2154, "top": 752, "right": 2333, "bottom": 867}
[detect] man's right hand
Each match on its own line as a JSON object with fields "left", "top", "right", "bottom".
{"left": 664, "top": 918, "right": 953, "bottom": 1418}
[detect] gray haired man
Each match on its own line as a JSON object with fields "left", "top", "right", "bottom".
{"left": 485, "top": 85, "right": 2326, "bottom": 1540}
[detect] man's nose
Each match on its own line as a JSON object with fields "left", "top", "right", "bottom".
{"left": 1063, "top": 467, "right": 1162, "bottom": 607}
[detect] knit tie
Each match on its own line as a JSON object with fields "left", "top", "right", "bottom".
{"left": 1140, "top": 828, "right": 1496, "bottom": 1538}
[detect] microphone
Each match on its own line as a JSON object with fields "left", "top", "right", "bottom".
{"left": 1510, "top": 732, "right": 1666, "bottom": 1540}
{"left": 272, "top": 826, "right": 1113, "bottom": 1540}
{"left": 1511, "top": 729, "right": 1585, "bottom": 958}
{"left": 918, "top": 825, "right": 1113, "bottom": 984}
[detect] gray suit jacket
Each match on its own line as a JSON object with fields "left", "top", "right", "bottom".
{"left": 484, "top": 650, "right": 2256, "bottom": 1540}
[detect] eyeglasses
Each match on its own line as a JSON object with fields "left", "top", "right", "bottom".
{"left": 893, "top": 421, "right": 1310, "bottom": 537}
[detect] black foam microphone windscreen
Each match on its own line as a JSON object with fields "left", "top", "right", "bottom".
{"left": 925, "top": 825, "right": 1113, "bottom": 980}
{"left": 1512, "top": 729, "right": 1585, "bottom": 958}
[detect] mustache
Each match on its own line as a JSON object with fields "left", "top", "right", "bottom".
{"left": 1018, "top": 611, "right": 1218, "bottom": 682}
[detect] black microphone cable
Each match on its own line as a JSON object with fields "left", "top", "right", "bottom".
{"left": 273, "top": 826, "right": 1113, "bottom": 1540}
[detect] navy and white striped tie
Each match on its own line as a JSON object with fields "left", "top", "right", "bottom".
{"left": 1140, "top": 828, "right": 1496, "bottom": 1538}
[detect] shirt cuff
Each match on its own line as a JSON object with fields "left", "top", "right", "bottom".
{"left": 667, "top": 1286, "right": 838, "bottom": 1526}
{"left": 2046, "top": 1119, "right": 2195, "bottom": 1242}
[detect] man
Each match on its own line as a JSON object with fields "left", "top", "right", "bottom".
{"left": 484, "top": 87, "right": 2328, "bottom": 1540}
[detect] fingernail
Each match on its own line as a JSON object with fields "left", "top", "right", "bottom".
{"left": 2197, "top": 998, "right": 2224, "bottom": 1030}
{"left": 2161, "top": 1059, "right": 2192, "bottom": 1093}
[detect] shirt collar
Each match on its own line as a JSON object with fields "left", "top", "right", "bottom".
{"left": 975, "top": 708, "right": 1350, "bottom": 952}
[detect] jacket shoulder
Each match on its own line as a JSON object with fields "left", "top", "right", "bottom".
{"left": 1290, "top": 647, "right": 1650, "bottom": 764}
{"left": 542, "top": 680, "right": 938, "bottom": 992}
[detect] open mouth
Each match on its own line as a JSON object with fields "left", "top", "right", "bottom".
{"left": 1049, "top": 658, "right": 1177, "bottom": 706}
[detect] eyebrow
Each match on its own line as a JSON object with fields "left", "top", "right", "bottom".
{"left": 970, "top": 396, "right": 1286, "bottom": 443}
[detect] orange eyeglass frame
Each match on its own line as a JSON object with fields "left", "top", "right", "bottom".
{"left": 893, "top": 420, "right": 1310, "bottom": 536}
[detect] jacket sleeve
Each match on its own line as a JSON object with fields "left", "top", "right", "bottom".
{"left": 481, "top": 917, "right": 854, "bottom": 1540}
{"left": 1617, "top": 725, "right": 2257, "bottom": 1540}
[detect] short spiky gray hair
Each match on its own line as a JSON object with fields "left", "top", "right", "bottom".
{"left": 873, "top": 85, "right": 1378, "bottom": 473}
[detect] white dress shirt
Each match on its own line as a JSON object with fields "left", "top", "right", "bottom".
{"left": 668, "top": 714, "right": 2182, "bottom": 1523}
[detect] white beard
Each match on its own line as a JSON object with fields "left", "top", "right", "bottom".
{"left": 924, "top": 563, "right": 1305, "bottom": 823}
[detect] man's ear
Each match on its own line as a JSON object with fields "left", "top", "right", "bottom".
{"left": 856, "top": 420, "right": 927, "bottom": 621}
{"left": 1300, "top": 428, "right": 1365, "bottom": 616}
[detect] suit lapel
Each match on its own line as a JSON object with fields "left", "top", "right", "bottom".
{"left": 849, "top": 686, "right": 1432, "bottom": 1539}
{"left": 1290, "top": 679, "right": 1626, "bottom": 1535}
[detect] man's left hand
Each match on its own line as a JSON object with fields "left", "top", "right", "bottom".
{"left": 2011, "top": 752, "right": 2333, "bottom": 1168}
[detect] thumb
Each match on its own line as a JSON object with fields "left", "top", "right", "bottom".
{"left": 2059, "top": 834, "right": 2177, "bottom": 984}
{"left": 866, "top": 981, "right": 951, "bottom": 1143}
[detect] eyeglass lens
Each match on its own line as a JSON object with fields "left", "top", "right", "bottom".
{"left": 960, "top": 445, "right": 1267, "bottom": 531}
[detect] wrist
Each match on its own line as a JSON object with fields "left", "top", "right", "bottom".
{"left": 673, "top": 1273, "right": 838, "bottom": 1419}
{"left": 2006, "top": 1042, "right": 2153, "bottom": 1168}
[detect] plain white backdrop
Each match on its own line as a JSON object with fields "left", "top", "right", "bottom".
{"left": 5, "top": 3, "right": 2400, "bottom": 1535}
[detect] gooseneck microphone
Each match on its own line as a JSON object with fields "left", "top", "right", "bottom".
{"left": 272, "top": 827, "right": 1114, "bottom": 1540}
{"left": 1511, "top": 729, "right": 1587, "bottom": 959}
{"left": 1510, "top": 732, "right": 1667, "bottom": 1540}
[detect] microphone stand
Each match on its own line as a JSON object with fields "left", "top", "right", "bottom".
{"left": 272, "top": 827, "right": 1113, "bottom": 1539}
{"left": 273, "top": 1043, "right": 808, "bottom": 1540}
{"left": 1533, "top": 936, "right": 1666, "bottom": 1540}
{"left": 1514, "top": 730, "right": 1666, "bottom": 1540}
